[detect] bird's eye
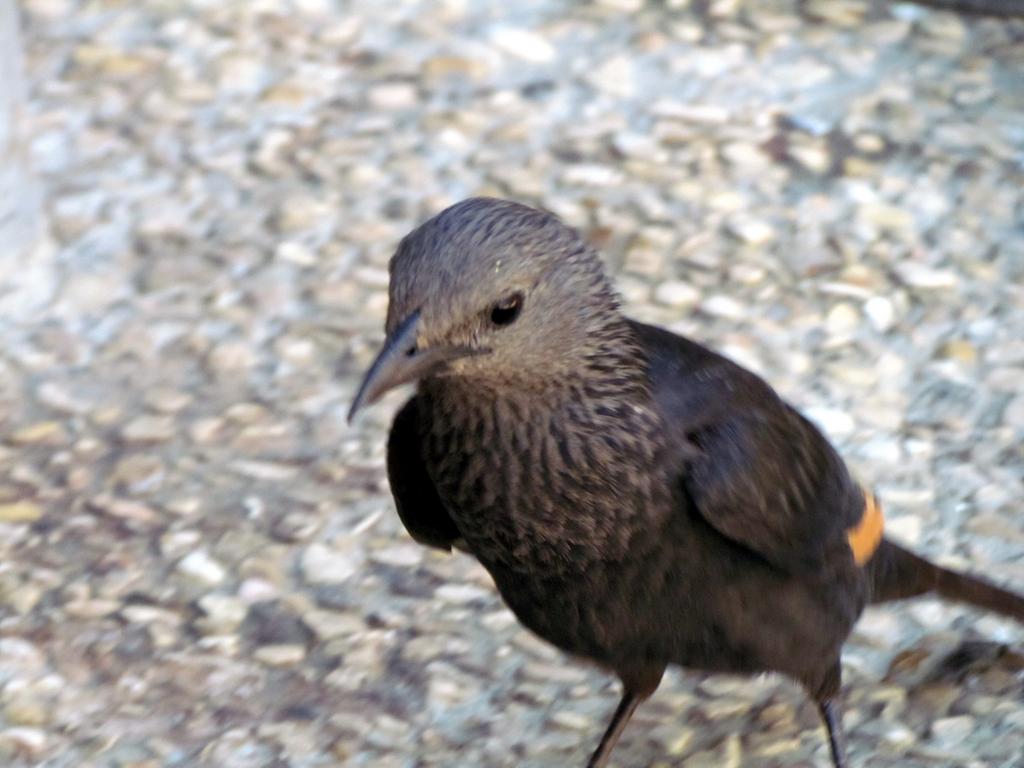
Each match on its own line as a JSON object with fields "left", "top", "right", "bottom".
{"left": 490, "top": 292, "right": 523, "bottom": 327}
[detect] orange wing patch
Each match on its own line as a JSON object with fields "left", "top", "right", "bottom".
{"left": 847, "top": 489, "right": 884, "bottom": 566}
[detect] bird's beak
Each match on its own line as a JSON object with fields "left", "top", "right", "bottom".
{"left": 347, "top": 311, "right": 480, "bottom": 423}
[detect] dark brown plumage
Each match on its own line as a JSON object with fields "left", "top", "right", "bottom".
{"left": 348, "top": 197, "right": 1024, "bottom": 768}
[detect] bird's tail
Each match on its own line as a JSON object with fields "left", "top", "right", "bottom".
{"left": 868, "top": 538, "right": 1024, "bottom": 622}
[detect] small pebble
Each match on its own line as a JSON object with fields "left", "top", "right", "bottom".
{"left": 8, "top": 421, "right": 67, "bottom": 446}
{"left": 491, "top": 27, "right": 556, "bottom": 63}
{"left": 0, "top": 502, "right": 44, "bottom": 523}
{"left": 177, "top": 551, "right": 227, "bottom": 586}
{"left": 121, "top": 415, "right": 176, "bottom": 444}
{"left": 254, "top": 644, "right": 306, "bottom": 667}
{"left": 654, "top": 281, "right": 700, "bottom": 309}
{"left": 0, "top": 727, "right": 47, "bottom": 759}
{"left": 301, "top": 540, "right": 365, "bottom": 585}
{"left": 864, "top": 296, "right": 896, "bottom": 333}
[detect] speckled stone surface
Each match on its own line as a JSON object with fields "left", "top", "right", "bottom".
{"left": 2, "top": 1, "right": 1022, "bottom": 766}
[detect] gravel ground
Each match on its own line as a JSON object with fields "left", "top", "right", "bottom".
{"left": 2, "top": 1, "right": 1023, "bottom": 766}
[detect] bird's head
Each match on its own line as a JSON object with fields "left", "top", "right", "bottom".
{"left": 347, "top": 197, "right": 626, "bottom": 421}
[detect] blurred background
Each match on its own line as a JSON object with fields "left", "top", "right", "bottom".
{"left": 1, "top": 0, "right": 1022, "bottom": 766}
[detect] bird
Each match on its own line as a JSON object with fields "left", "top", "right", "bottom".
{"left": 347, "top": 197, "right": 1023, "bottom": 768}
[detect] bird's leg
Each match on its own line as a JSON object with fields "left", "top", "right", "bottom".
{"left": 585, "top": 692, "right": 641, "bottom": 768}
{"left": 810, "top": 662, "right": 848, "bottom": 768}
{"left": 586, "top": 665, "right": 664, "bottom": 768}
{"left": 818, "top": 699, "right": 848, "bottom": 768}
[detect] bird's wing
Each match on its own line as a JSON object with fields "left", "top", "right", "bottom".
{"left": 681, "top": 403, "right": 865, "bottom": 573}
{"left": 387, "top": 396, "right": 462, "bottom": 551}
{"left": 632, "top": 320, "right": 866, "bottom": 574}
